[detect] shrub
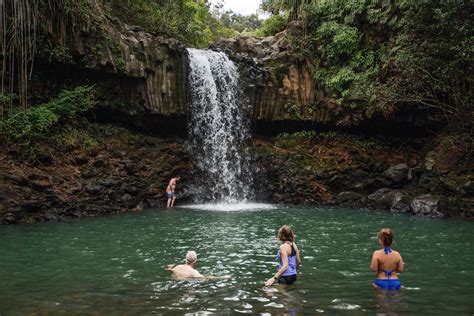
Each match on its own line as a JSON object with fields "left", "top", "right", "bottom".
{"left": 0, "top": 85, "right": 97, "bottom": 142}
{"left": 256, "top": 14, "right": 288, "bottom": 36}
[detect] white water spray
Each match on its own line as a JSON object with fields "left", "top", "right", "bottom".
{"left": 187, "top": 48, "right": 253, "bottom": 204}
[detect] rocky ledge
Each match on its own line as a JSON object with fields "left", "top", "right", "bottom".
{"left": 253, "top": 134, "right": 473, "bottom": 219}
{"left": 2, "top": 127, "right": 471, "bottom": 225}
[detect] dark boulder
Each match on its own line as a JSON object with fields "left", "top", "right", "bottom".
{"left": 462, "top": 180, "right": 474, "bottom": 195}
{"left": 383, "top": 163, "right": 409, "bottom": 183}
{"left": 36, "top": 151, "right": 53, "bottom": 164}
{"left": 121, "top": 193, "right": 135, "bottom": 207}
{"left": 3, "top": 213, "right": 17, "bottom": 224}
{"left": 365, "top": 188, "right": 411, "bottom": 213}
{"left": 22, "top": 200, "right": 44, "bottom": 213}
{"left": 30, "top": 180, "right": 52, "bottom": 192}
{"left": 97, "top": 178, "right": 118, "bottom": 187}
{"left": 44, "top": 213, "right": 58, "bottom": 221}
{"left": 73, "top": 155, "right": 89, "bottom": 165}
{"left": 82, "top": 167, "right": 101, "bottom": 178}
{"left": 335, "top": 191, "right": 364, "bottom": 206}
{"left": 410, "top": 194, "right": 444, "bottom": 217}
{"left": 4, "top": 173, "right": 28, "bottom": 186}
{"left": 93, "top": 159, "right": 107, "bottom": 168}
{"left": 85, "top": 183, "right": 103, "bottom": 194}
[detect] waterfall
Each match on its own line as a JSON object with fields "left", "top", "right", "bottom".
{"left": 187, "top": 48, "right": 252, "bottom": 203}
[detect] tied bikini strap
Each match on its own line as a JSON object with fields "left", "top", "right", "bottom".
{"left": 383, "top": 270, "right": 393, "bottom": 279}
{"left": 381, "top": 247, "right": 394, "bottom": 280}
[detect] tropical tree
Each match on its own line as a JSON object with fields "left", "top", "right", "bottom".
{"left": 261, "top": 0, "right": 311, "bottom": 22}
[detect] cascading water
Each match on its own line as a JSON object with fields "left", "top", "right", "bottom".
{"left": 187, "top": 48, "right": 253, "bottom": 204}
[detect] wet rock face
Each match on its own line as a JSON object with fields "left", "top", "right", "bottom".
{"left": 366, "top": 189, "right": 412, "bottom": 213}
{"left": 410, "top": 194, "right": 444, "bottom": 217}
{"left": 212, "top": 28, "right": 315, "bottom": 122}
{"left": 35, "top": 5, "right": 189, "bottom": 121}
{"left": 252, "top": 136, "right": 473, "bottom": 219}
{"left": 0, "top": 129, "right": 197, "bottom": 225}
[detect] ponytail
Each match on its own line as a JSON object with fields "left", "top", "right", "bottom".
{"left": 378, "top": 228, "right": 393, "bottom": 246}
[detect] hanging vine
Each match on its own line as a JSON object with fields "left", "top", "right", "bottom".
{"left": 0, "top": 0, "right": 40, "bottom": 117}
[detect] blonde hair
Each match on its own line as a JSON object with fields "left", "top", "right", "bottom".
{"left": 378, "top": 228, "right": 393, "bottom": 246}
{"left": 278, "top": 225, "right": 294, "bottom": 242}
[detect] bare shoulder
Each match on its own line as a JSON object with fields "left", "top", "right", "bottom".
{"left": 392, "top": 250, "right": 403, "bottom": 258}
{"left": 373, "top": 249, "right": 382, "bottom": 257}
{"left": 192, "top": 270, "right": 204, "bottom": 278}
{"left": 280, "top": 243, "right": 291, "bottom": 253}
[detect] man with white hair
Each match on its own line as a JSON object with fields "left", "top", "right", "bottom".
{"left": 166, "top": 250, "right": 204, "bottom": 280}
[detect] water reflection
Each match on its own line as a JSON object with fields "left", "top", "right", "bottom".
{"left": 373, "top": 288, "right": 405, "bottom": 315}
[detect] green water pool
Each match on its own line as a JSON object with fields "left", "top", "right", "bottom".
{"left": 0, "top": 206, "right": 473, "bottom": 314}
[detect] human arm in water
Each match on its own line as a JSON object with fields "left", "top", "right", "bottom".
{"left": 370, "top": 251, "right": 378, "bottom": 272}
{"left": 265, "top": 243, "right": 290, "bottom": 286}
{"left": 396, "top": 252, "right": 404, "bottom": 273}
{"left": 294, "top": 242, "right": 301, "bottom": 274}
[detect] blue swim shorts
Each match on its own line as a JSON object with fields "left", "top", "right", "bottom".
{"left": 167, "top": 192, "right": 174, "bottom": 199}
{"left": 374, "top": 279, "right": 401, "bottom": 290}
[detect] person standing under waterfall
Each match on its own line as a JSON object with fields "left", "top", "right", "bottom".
{"left": 370, "top": 228, "right": 404, "bottom": 290}
{"left": 265, "top": 225, "right": 301, "bottom": 286}
{"left": 166, "top": 175, "right": 180, "bottom": 208}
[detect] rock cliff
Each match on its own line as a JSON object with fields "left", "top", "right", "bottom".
{"left": 34, "top": 11, "right": 435, "bottom": 136}
{"left": 33, "top": 2, "right": 188, "bottom": 132}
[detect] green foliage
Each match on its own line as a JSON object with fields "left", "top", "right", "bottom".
{"left": 261, "top": 0, "right": 309, "bottom": 22}
{"left": 276, "top": 130, "right": 390, "bottom": 150}
{"left": 385, "top": 1, "right": 473, "bottom": 125}
{"left": 300, "top": 1, "right": 385, "bottom": 110}
{"left": 256, "top": 14, "right": 287, "bottom": 36}
{"left": 216, "top": 9, "right": 262, "bottom": 34}
{"left": 315, "top": 131, "right": 388, "bottom": 151}
{"left": 0, "top": 86, "right": 97, "bottom": 142}
{"left": 284, "top": 0, "right": 473, "bottom": 131}
{"left": 1, "top": 106, "right": 59, "bottom": 140}
{"left": 284, "top": 99, "right": 302, "bottom": 119}
{"left": 103, "top": 0, "right": 239, "bottom": 48}
{"left": 278, "top": 130, "right": 316, "bottom": 139}
{"left": 55, "top": 126, "right": 100, "bottom": 154}
{"left": 314, "top": 21, "right": 359, "bottom": 63}
{"left": 46, "top": 46, "right": 73, "bottom": 64}
{"left": 46, "top": 86, "right": 97, "bottom": 119}
{"left": 115, "top": 57, "right": 126, "bottom": 72}
{"left": 1, "top": 93, "right": 18, "bottom": 105}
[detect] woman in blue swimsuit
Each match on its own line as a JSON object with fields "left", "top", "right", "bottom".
{"left": 265, "top": 225, "right": 301, "bottom": 286}
{"left": 370, "top": 228, "right": 404, "bottom": 290}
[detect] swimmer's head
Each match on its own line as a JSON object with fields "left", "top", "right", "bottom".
{"left": 378, "top": 228, "right": 393, "bottom": 246}
{"left": 278, "top": 225, "right": 294, "bottom": 242}
{"left": 185, "top": 251, "right": 197, "bottom": 264}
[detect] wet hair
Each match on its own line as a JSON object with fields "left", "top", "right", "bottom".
{"left": 378, "top": 228, "right": 393, "bottom": 246}
{"left": 185, "top": 250, "right": 197, "bottom": 264}
{"left": 278, "top": 225, "right": 294, "bottom": 242}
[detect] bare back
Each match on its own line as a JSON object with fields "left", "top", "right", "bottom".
{"left": 170, "top": 264, "right": 204, "bottom": 280}
{"left": 166, "top": 178, "right": 177, "bottom": 192}
{"left": 370, "top": 249, "right": 404, "bottom": 279}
